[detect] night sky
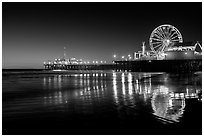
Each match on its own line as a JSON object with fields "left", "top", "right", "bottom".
{"left": 2, "top": 2, "right": 202, "bottom": 69}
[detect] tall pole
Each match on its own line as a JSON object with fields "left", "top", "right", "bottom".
{"left": 142, "top": 42, "right": 146, "bottom": 55}
{"left": 64, "top": 46, "right": 66, "bottom": 59}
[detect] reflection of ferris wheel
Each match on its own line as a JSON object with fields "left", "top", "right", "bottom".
{"left": 149, "top": 24, "right": 183, "bottom": 54}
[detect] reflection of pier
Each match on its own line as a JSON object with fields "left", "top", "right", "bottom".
{"left": 112, "top": 72, "right": 201, "bottom": 123}
{"left": 42, "top": 72, "right": 201, "bottom": 123}
{"left": 43, "top": 72, "right": 108, "bottom": 107}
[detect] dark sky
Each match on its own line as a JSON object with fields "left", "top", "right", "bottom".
{"left": 2, "top": 2, "right": 202, "bottom": 69}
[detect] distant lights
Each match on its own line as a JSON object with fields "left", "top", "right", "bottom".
{"left": 45, "top": 57, "right": 109, "bottom": 66}
{"left": 128, "top": 54, "right": 132, "bottom": 60}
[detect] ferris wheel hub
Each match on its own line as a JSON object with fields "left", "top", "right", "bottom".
{"left": 163, "top": 39, "right": 171, "bottom": 46}
{"left": 166, "top": 39, "right": 170, "bottom": 43}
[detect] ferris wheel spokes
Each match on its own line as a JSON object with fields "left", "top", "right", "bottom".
{"left": 155, "top": 29, "right": 165, "bottom": 39}
{"left": 170, "top": 31, "right": 177, "bottom": 38}
{"left": 157, "top": 28, "right": 165, "bottom": 39}
{"left": 153, "top": 43, "right": 163, "bottom": 49}
{"left": 151, "top": 38, "right": 162, "bottom": 41}
{"left": 157, "top": 44, "right": 164, "bottom": 52}
{"left": 171, "top": 35, "right": 179, "bottom": 40}
{"left": 166, "top": 26, "right": 171, "bottom": 36}
{"left": 149, "top": 24, "right": 183, "bottom": 53}
{"left": 160, "top": 28, "right": 167, "bottom": 38}
{"left": 154, "top": 33, "right": 163, "bottom": 40}
{"left": 171, "top": 39, "right": 180, "bottom": 42}
{"left": 152, "top": 41, "right": 163, "bottom": 45}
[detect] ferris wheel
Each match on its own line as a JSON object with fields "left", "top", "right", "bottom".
{"left": 149, "top": 24, "right": 183, "bottom": 54}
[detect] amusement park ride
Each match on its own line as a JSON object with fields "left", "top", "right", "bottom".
{"left": 134, "top": 24, "right": 202, "bottom": 60}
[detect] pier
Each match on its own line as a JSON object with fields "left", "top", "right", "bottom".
{"left": 44, "top": 59, "right": 201, "bottom": 72}
{"left": 114, "top": 59, "right": 202, "bottom": 72}
{"left": 44, "top": 24, "right": 202, "bottom": 73}
{"left": 44, "top": 63, "right": 115, "bottom": 70}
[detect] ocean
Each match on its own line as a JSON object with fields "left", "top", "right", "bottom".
{"left": 2, "top": 70, "right": 202, "bottom": 135}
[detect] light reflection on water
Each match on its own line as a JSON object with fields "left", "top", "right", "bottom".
{"left": 3, "top": 71, "right": 202, "bottom": 128}
{"left": 41, "top": 71, "right": 201, "bottom": 124}
{"left": 43, "top": 72, "right": 108, "bottom": 108}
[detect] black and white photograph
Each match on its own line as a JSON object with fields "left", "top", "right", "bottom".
{"left": 2, "top": 1, "right": 202, "bottom": 135}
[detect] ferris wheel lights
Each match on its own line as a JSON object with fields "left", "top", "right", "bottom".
{"left": 167, "top": 39, "right": 170, "bottom": 43}
{"left": 150, "top": 24, "right": 183, "bottom": 54}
